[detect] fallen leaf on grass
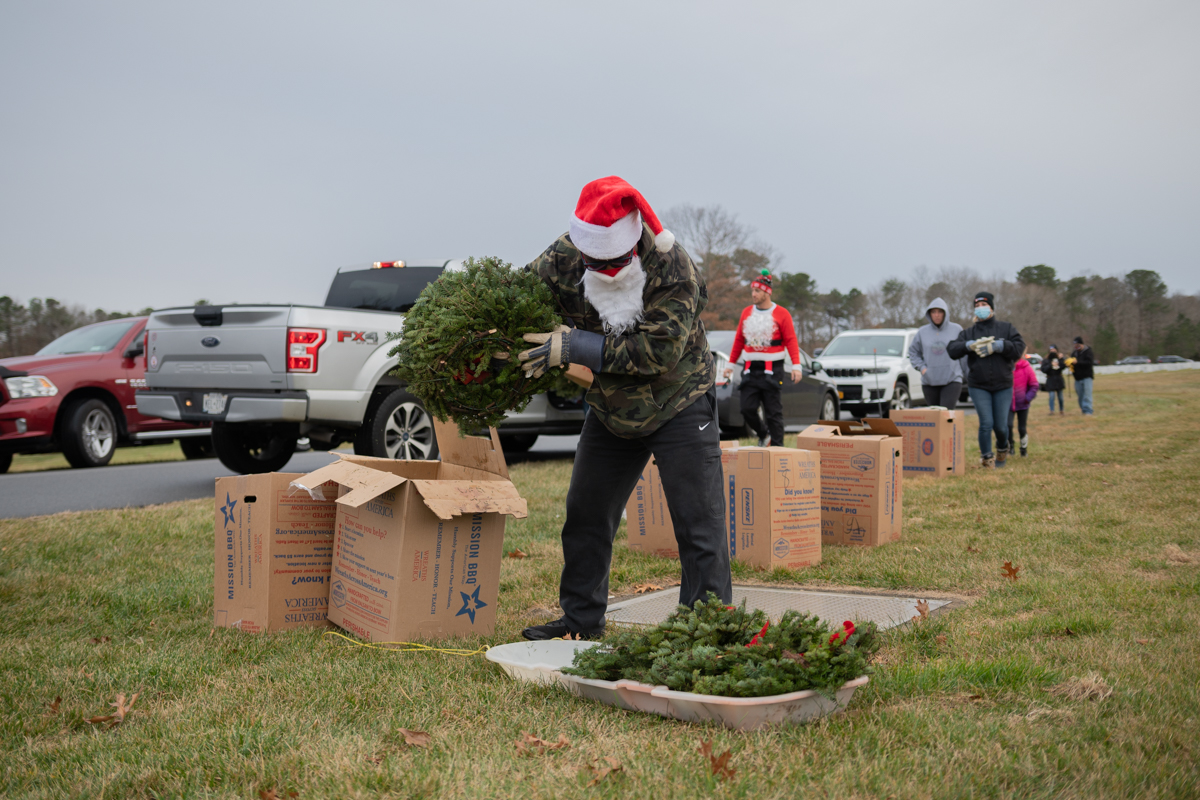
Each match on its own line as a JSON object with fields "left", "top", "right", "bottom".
{"left": 86, "top": 692, "right": 139, "bottom": 728}
{"left": 1002, "top": 562, "right": 1020, "bottom": 581}
{"left": 632, "top": 582, "right": 664, "bottom": 594}
{"left": 258, "top": 789, "right": 297, "bottom": 800}
{"left": 515, "top": 732, "right": 570, "bottom": 756}
{"left": 1089, "top": 462, "right": 1105, "bottom": 467}
{"left": 1102, "top": 480, "right": 1112, "bottom": 486}
{"left": 1136, "top": 638, "right": 1150, "bottom": 645}
{"left": 398, "top": 728, "right": 431, "bottom": 748}
{"left": 582, "top": 756, "right": 623, "bottom": 786}
{"left": 699, "top": 739, "right": 735, "bottom": 781}
{"left": 44, "top": 697, "right": 62, "bottom": 717}
{"left": 1164, "top": 544, "right": 1196, "bottom": 564}
{"left": 88, "top": 636, "right": 111, "bottom": 644}
{"left": 966, "top": 546, "right": 980, "bottom": 553}
{"left": 976, "top": 514, "right": 982, "bottom": 524}
{"left": 913, "top": 547, "right": 922, "bottom": 553}
{"left": 935, "top": 635, "right": 947, "bottom": 645}
{"left": 914, "top": 600, "right": 930, "bottom": 620}
{"left": 505, "top": 549, "right": 528, "bottom": 559}
{"left": 1044, "top": 515, "right": 1056, "bottom": 521}
{"left": 1049, "top": 672, "right": 1113, "bottom": 702}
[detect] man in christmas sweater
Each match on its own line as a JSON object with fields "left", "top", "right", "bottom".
{"left": 515, "top": 176, "right": 732, "bottom": 641}
{"left": 722, "top": 272, "right": 801, "bottom": 447}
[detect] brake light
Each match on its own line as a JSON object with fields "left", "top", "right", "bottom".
{"left": 372, "top": 260, "right": 405, "bottom": 269}
{"left": 142, "top": 331, "right": 149, "bottom": 370}
{"left": 287, "top": 328, "right": 326, "bottom": 373}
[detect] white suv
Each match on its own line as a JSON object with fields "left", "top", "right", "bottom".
{"left": 817, "top": 328, "right": 922, "bottom": 418}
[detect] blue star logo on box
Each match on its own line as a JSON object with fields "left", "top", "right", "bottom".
{"left": 455, "top": 586, "right": 488, "bottom": 624}
{"left": 220, "top": 493, "right": 238, "bottom": 527}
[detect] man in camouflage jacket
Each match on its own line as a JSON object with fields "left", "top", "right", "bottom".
{"left": 518, "top": 177, "right": 733, "bottom": 640}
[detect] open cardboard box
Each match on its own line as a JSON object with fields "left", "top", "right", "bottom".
{"left": 795, "top": 418, "right": 903, "bottom": 547}
{"left": 888, "top": 407, "right": 965, "bottom": 478}
{"left": 291, "top": 420, "right": 527, "bottom": 642}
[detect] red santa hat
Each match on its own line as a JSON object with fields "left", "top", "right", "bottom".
{"left": 569, "top": 176, "right": 675, "bottom": 260}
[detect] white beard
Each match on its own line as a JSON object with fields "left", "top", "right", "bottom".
{"left": 742, "top": 307, "right": 777, "bottom": 348}
{"left": 581, "top": 256, "right": 646, "bottom": 335}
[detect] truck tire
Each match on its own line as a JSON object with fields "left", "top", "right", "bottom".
{"left": 179, "top": 436, "right": 215, "bottom": 460}
{"left": 211, "top": 422, "right": 298, "bottom": 474}
{"left": 498, "top": 433, "right": 538, "bottom": 453}
{"left": 356, "top": 388, "right": 439, "bottom": 461}
{"left": 61, "top": 398, "right": 118, "bottom": 468}
{"left": 0, "top": 452, "right": 11, "bottom": 474}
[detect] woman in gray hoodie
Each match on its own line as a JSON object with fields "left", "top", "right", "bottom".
{"left": 908, "top": 297, "right": 967, "bottom": 408}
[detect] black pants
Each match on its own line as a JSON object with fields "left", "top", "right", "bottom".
{"left": 560, "top": 388, "right": 732, "bottom": 632}
{"left": 921, "top": 382, "right": 962, "bottom": 409}
{"left": 739, "top": 363, "right": 785, "bottom": 445}
{"left": 1006, "top": 408, "right": 1028, "bottom": 450}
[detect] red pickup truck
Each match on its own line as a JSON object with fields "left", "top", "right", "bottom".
{"left": 0, "top": 317, "right": 210, "bottom": 473}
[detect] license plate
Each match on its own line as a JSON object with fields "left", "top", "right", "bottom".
{"left": 202, "top": 393, "right": 228, "bottom": 415}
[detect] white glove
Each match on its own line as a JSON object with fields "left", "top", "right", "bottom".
{"left": 969, "top": 336, "right": 997, "bottom": 357}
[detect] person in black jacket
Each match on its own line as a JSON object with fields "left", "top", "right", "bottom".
{"left": 1071, "top": 336, "right": 1096, "bottom": 415}
{"left": 1041, "top": 344, "right": 1067, "bottom": 415}
{"left": 947, "top": 291, "right": 1025, "bottom": 468}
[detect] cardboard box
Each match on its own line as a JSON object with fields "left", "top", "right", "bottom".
{"left": 625, "top": 441, "right": 740, "bottom": 559}
{"left": 625, "top": 442, "right": 822, "bottom": 570}
{"left": 723, "top": 446, "right": 823, "bottom": 570}
{"left": 889, "top": 408, "right": 965, "bottom": 478}
{"left": 795, "top": 419, "right": 903, "bottom": 548}
{"left": 213, "top": 472, "right": 339, "bottom": 632}
{"left": 291, "top": 421, "right": 526, "bottom": 642}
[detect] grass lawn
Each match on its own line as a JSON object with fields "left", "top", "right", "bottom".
{"left": 8, "top": 442, "right": 187, "bottom": 474}
{"left": 2, "top": 371, "right": 1198, "bottom": 799}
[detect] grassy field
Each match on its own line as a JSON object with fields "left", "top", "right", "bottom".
{"left": 1, "top": 371, "right": 1198, "bottom": 799}
{"left": 7, "top": 442, "right": 187, "bottom": 473}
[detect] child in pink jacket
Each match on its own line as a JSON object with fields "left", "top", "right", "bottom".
{"left": 1008, "top": 350, "right": 1039, "bottom": 457}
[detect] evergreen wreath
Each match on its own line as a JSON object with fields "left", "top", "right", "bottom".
{"left": 563, "top": 594, "right": 879, "bottom": 698}
{"left": 389, "top": 256, "right": 568, "bottom": 434}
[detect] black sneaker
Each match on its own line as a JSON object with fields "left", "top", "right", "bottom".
{"left": 521, "top": 617, "right": 605, "bottom": 641}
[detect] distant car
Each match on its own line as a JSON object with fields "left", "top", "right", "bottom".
{"left": 1157, "top": 355, "right": 1194, "bottom": 364}
{"left": 0, "top": 317, "right": 211, "bottom": 473}
{"left": 706, "top": 330, "right": 840, "bottom": 438}
{"left": 1025, "top": 353, "right": 1046, "bottom": 390}
{"left": 1115, "top": 356, "right": 1151, "bottom": 365}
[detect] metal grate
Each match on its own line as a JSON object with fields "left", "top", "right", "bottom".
{"left": 605, "top": 585, "right": 951, "bottom": 631}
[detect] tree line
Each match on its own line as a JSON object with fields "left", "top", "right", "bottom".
{"left": 663, "top": 205, "right": 1200, "bottom": 363}
{"left": 0, "top": 297, "right": 153, "bottom": 358}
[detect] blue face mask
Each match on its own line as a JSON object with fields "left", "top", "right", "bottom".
{"left": 974, "top": 306, "right": 992, "bottom": 320}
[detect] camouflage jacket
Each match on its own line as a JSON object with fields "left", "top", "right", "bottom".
{"left": 526, "top": 223, "right": 714, "bottom": 438}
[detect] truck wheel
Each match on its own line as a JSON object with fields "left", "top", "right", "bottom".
{"left": 179, "top": 436, "right": 215, "bottom": 460}
{"left": 498, "top": 433, "right": 538, "bottom": 453}
{"left": 0, "top": 452, "right": 11, "bottom": 474}
{"left": 821, "top": 392, "right": 839, "bottom": 422}
{"left": 211, "top": 422, "right": 297, "bottom": 474}
{"left": 61, "top": 399, "right": 118, "bottom": 468}
{"left": 357, "top": 389, "right": 439, "bottom": 461}
{"left": 883, "top": 382, "right": 911, "bottom": 418}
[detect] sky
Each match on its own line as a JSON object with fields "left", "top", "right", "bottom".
{"left": 2, "top": 1, "right": 1198, "bottom": 313}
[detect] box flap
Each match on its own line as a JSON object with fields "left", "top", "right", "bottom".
{"left": 290, "top": 460, "right": 408, "bottom": 508}
{"left": 799, "top": 419, "right": 902, "bottom": 439}
{"left": 409, "top": 480, "right": 528, "bottom": 520}
{"left": 433, "top": 418, "right": 510, "bottom": 479}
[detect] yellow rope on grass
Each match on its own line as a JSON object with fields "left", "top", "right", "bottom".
{"left": 322, "top": 629, "right": 490, "bottom": 657}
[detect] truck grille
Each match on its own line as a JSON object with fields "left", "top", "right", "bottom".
{"left": 828, "top": 368, "right": 866, "bottom": 378}
{"left": 840, "top": 385, "right": 863, "bottom": 400}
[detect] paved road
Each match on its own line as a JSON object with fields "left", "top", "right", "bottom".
{"left": 2, "top": 406, "right": 979, "bottom": 519}
{"left": 0, "top": 435, "right": 584, "bottom": 519}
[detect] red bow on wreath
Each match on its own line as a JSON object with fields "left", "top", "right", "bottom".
{"left": 746, "top": 622, "right": 770, "bottom": 647}
{"left": 829, "top": 620, "right": 856, "bottom": 646}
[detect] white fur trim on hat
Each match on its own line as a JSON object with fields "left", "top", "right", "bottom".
{"left": 570, "top": 210, "right": 641, "bottom": 260}
{"left": 654, "top": 229, "right": 675, "bottom": 253}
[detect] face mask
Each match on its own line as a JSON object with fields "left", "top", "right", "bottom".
{"left": 974, "top": 306, "right": 991, "bottom": 320}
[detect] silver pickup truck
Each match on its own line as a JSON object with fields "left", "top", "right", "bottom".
{"left": 136, "top": 261, "right": 587, "bottom": 474}
{"left": 136, "top": 262, "right": 456, "bottom": 473}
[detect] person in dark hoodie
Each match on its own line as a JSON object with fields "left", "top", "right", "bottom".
{"left": 947, "top": 291, "right": 1025, "bottom": 468}
{"left": 1041, "top": 344, "right": 1067, "bottom": 415}
{"left": 908, "top": 297, "right": 968, "bottom": 408}
{"left": 1071, "top": 336, "right": 1096, "bottom": 415}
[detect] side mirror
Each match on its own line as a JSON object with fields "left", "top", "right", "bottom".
{"left": 811, "top": 361, "right": 823, "bottom": 373}
{"left": 123, "top": 343, "right": 144, "bottom": 359}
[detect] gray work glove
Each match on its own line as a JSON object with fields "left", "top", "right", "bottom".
{"left": 969, "top": 336, "right": 998, "bottom": 357}
{"left": 518, "top": 325, "right": 572, "bottom": 379}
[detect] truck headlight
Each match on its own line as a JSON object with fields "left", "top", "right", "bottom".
{"left": 4, "top": 376, "right": 58, "bottom": 398}
{"left": 864, "top": 367, "right": 890, "bottom": 374}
